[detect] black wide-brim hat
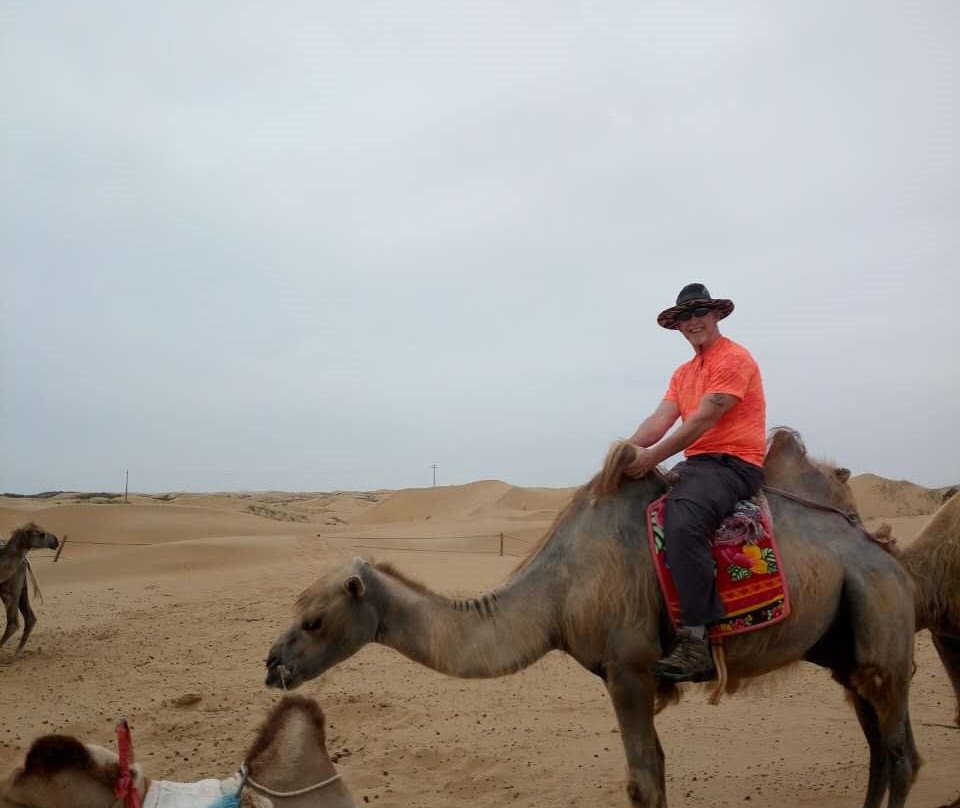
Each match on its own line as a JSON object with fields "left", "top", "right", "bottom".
{"left": 657, "top": 283, "right": 734, "bottom": 330}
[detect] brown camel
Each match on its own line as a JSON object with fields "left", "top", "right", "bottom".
{"left": 0, "top": 523, "right": 58, "bottom": 654}
{"left": 266, "top": 429, "right": 918, "bottom": 808}
{"left": 0, "top": 695, "right": 356, "bottom": 808}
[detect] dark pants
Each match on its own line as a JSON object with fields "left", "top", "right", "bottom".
{"left": 663, "top": 453, "right": 765, "bottom": 626}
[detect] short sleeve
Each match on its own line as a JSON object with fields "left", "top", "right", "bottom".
{"left": 664, "top": 368, "right": 681, "bottom": 402}
{"left": 707, "top": 351, "right": 755, "bottom": 401}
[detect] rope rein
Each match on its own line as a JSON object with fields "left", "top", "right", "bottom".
{"left": 761, "top": 485, "right": 889, "bottom": 549}
{"left": 761, "top": 485, "right": 861, "bottom": 524}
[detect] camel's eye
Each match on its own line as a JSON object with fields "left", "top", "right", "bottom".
{"left": 301, "top": 616, "right": 323, "bottom": 633}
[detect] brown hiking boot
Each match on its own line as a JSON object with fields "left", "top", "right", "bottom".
{"left": 654, "top": 628, "right": 716, "bottom": 682}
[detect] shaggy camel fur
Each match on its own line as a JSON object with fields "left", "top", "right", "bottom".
{"left": 266, "top": 430, "right": 918, "bottom": 808}
{"left": 0, "top": 696, "right": 356, "bottom": 808}
{"left": 890, "top": 490, "right": 960, "bottom": 727}
{"left": 0, "top": 523, "right": 58, "bottom": 655}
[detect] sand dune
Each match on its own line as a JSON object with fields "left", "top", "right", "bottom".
{"left": 0, "top": 503, "right": 305, "bottom": 545}
{"left": 1, "top": 475, "right": 958, "bottom": 808}
{"left": 850, "top": 473, "right": 956, "bottom": 520}
{"left": 351, "top": 480, "right": 513, "bottom": 524}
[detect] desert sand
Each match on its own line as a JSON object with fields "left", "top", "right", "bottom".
{"left": 0, "top": 476, "right": 957, "bottom": 808}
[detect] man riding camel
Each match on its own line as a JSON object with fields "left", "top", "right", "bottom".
{"left": 624, "top": 283, "right": 766, "bottom": 682}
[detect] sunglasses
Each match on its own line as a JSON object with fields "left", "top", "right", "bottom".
{"left": 676, "top": 306, "right": 714, "bottom": 322}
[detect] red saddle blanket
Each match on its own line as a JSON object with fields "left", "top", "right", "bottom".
{"left": 646, "top": 493, "right": 791, "bottom": 639}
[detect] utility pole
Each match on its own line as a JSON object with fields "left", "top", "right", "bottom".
{"left": 124, "top": 470, "right": 129, "bottom": 503}
{"left": 431, "top": 463, "right": 438, "bottom": 487}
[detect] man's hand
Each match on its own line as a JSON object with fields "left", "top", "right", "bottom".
{"left": 625, "top": 445, "right": 659, "bottom": 479}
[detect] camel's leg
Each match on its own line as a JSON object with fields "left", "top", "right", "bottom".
{"left": 605, "top": 662, "right": 666, "bottom": 808}
{"left": 0, "top": 579, "right": 23, "bottom": 648}
{"left": 14, "top": 585, "right": 36, "bottom": 655}
{"left": 931, "top": 632, "right": 960, "bottom": 727}
{"left": 881, "top": 708, "right": 912, "bottom": 808}
{"left": 849, "top": 687, "right": 916, "bottom": 808}
{"left": 904, "top": 708, "right": 921, "bottom": 784}
{"left": 849, "top": 692, "right": 889, "bottom": 808}
{"left": 838, "top": 567, "right": 917, "bottom": 808}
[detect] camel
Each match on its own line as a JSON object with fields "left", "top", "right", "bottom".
{"left": 783, "top": 455, "right": 960, "bottom": 727}
{"left": 887, "top": 490, "right": 960, "bottom": 726}
{"left": 265, "top": 429, "right": 919, "bottom": 808}
{"left": 0, "top": 523, "right": 58, "bottom": 654}
{"left": 0, "top": 695, "right": 356, "bottom": 808}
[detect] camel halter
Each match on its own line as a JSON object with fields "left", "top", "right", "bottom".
{"left": 239, "top": 763, "right": 342, "bottom": 798}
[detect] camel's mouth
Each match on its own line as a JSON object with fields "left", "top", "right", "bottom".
{"left": 265, "top": 661, "right": 303, "bottom": 691}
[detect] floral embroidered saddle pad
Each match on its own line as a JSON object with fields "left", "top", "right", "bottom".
{"left": 646, "top": 492, "right": 791, "bottom": 639}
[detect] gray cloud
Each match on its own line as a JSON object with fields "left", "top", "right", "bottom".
{"left": 2, "top": 1, "right": 958, "bottom": 492}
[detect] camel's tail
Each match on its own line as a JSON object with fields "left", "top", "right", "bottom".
{"left": 25, "top": 560, "right": 43, "bottom": 604}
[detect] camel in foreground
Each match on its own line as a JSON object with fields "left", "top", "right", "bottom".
{"left": 0, "top": 523, "right": 58, "bottom": 655}
{"left": 0, "top": 695, "right": 356, "bottom": 808}
{"left": 266, "top": 430, "right": 918, "bottom": 808}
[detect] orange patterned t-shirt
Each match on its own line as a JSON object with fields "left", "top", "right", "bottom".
{"left": 664, "top": 336, "right": 766, "bottom": 467}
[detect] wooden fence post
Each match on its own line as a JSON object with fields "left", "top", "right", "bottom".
{"left": 499, "top": 532, "right": 503, "bottom": 557}
{"left": 54, "top": 534, "right": 68, "bottom": 562}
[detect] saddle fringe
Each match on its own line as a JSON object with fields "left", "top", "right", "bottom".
{"left": 708, "top": 641, "right": 727, "bottom": 706}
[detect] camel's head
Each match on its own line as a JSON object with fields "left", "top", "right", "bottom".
{"left": 0, "top": 735, "right": 145, "bottom": 808}
{"left": 8, "top": 523, "right": 59, "bottom": 552}
{"left": 813, "top": 464, "right": 857, "bottom": 512}
{"left": 765, "top": 429, "right": 861, "bottom": 515}
{"left": 266, "top": 557, "right": 380, "bottom": 690}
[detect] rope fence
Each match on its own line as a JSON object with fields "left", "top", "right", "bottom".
{"left": 346, "top": 531, "right": 533, "bottom": 558}
{"left": 17, "top": 531, "right": 536, "bottom": 562}
{"left": 351, "top": 544, "right": 525, "bottom": 557}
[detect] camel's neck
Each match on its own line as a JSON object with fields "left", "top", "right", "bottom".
{"left": 0, "top": 542, "right": 26, "bottom": 581}
{"left": 0, "top": 538, "right": 27, "bottom": 557}
{"left": 372, "top": 561, "right": 558, "bottom": 679}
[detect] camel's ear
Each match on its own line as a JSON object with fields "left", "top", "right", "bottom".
{"left": 344, "top": 575, "right": 365, "bottom": 598}
{"left": 834, "top": 468, "right": 851, "bottom": 484}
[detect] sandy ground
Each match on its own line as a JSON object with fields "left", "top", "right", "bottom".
{"left": 0, "top": 478, "right": 957, "bottom": 808}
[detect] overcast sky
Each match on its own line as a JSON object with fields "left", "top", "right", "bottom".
{"left": 2, "top": 1, "right": 958, "bottom": 493}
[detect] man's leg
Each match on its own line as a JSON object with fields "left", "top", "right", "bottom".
{"left": 656, "top": 455, "right": 762, "bottom": 681}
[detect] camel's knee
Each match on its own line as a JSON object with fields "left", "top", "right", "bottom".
{"left": 849, "top": 665, "right": 909, "bottom": 730}
{"left": 626, "top": 769, "right": 666, "bottom": 808}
